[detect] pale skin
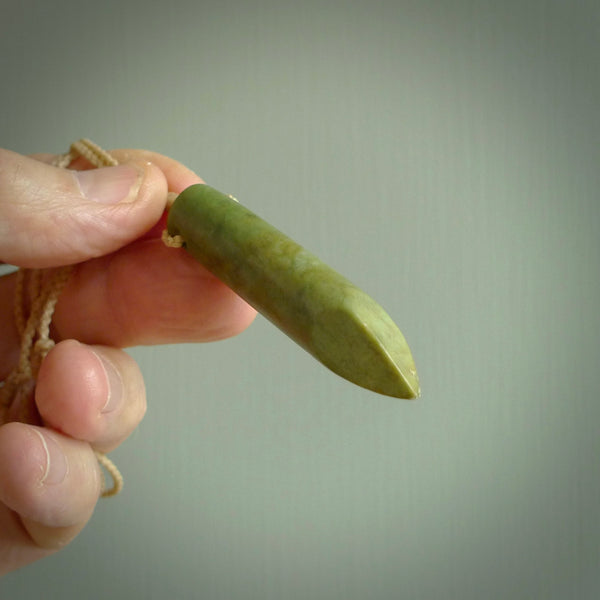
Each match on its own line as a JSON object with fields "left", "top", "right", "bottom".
{"left": 0, "top": 147, "right": 257, "bottom": 574}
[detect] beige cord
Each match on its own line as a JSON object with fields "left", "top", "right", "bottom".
{"left": 161, "top": 229, "right": 184, "bottom": 248}
{"left": 161, "top": 192, "right": 185, "bottom": 247}
{"left": 0, "top": 139, "right": 125, "bottom": 498}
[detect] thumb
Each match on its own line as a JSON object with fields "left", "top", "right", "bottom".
{"left": 0, "top": 149, "right": 168, "bottom": 268}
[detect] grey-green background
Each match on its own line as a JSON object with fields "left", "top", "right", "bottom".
{"left": 1, "top": 0, "right": 599, "bottom": 598}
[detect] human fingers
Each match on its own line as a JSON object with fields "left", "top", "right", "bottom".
{"left": 35, "top": 340, "right": 146, "bottom": 454}
{"left": 0, "top": 240, "right": 256, "bottom": 378}
{"left": 30, "top": 147, "right": 203, "bottom": 193}
{"left": 0, "top": 422, "right": 101, "bottom": 566}
{"left": 0, "top": 147, "right": 256, "bottom": 352}
{"left": 64, "top": 149, "right": 256, "bottom": 345}
{"left": 0, "top": 148, "right": 168, "bottom": 268}
{"left": 55, "top": 237, "right": 257, "bottom": 346}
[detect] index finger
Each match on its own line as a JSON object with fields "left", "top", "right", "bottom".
{"left": 0, "top": 149, "right": 256, "bottom": 371}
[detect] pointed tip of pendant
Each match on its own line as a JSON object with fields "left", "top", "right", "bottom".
{"left": 396, "top": 364, "right": 421, "bottom": 400}
{"left": 394, "top": 350, "right": 421, "bottom": 399}
{"left": 369, "top": 345, "right": 421, "bottom": 400}
{"left": 345, "top": 293, "right": 421, "bottom": 400}
{"left": 309, "top": 291, "right": 421, "bottom": 400}
{"left": 348, "top": 345, "right": 421, "bottom": 400}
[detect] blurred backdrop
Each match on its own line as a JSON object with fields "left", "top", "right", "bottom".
{"left": 1, "top": 1, "right": 599, "bottom": 598}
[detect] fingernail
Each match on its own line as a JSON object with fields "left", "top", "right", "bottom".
{"left": 92, "top": 351, "right": 123, "bottom": 414}
{"left": 31, "top": 428, "right": 68, "bottom": 486}
{"left": 74, "top": 164, "right": 143, "bottom": 204}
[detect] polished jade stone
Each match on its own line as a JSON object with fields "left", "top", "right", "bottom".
{"left": 167, "top": 184, "right": 420, "bottom": 399}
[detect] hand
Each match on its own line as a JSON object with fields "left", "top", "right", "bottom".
{"left": 0, "top": 147, "right": 256, "bottom": 574}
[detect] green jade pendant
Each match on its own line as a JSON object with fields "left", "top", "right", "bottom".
{"left": 167, "top": 184, "right": 420, "bottom": 399}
